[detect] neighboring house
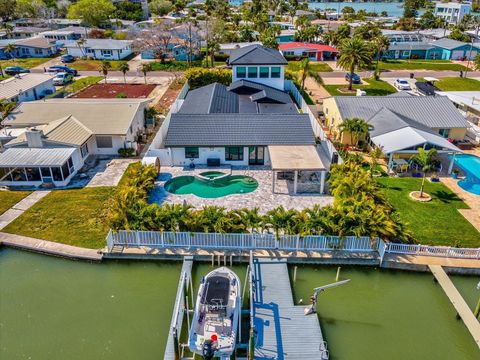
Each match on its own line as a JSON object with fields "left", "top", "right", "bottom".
{"left": 279, "top": 42, "right": 338, "bottom": 61}
{"left": 0, "top": 98, "right": 150, "bottom": 187}
{"left": 64, "top": 39, "right": 133, "bottom": 60}
{"left": 40, "top": 30, "right": 82, "bottom": 45}
{"left": 172, "top": 44, "right": 201, "bottom": 61}
{"left": 217, "top": 42, "right": 263, "bottom": 56}
{"left": 322, "top": 95, "right": 468, "bottom": 171}
{"left": 270, "top": 22, "right": 295, "bottom": 31}
{"left": 228, "top": 44, "right": 287, "bottom": 90}
{"left": 276, "top": 30, "right": 296, "bottom": 44}
{"left": 0, "top": 74, "right": 55, "bottom": 103}
{"left": 48, "top": 18, "right": 83, "bottom": 29}
{"left": 0, "top": 27, "right": 46, "bottom": 40}
{"left": 0, "top": 37, "right": 58, "bottom": 58}
{"left": 434, "top": 1, "right": 471, "bottom": 25}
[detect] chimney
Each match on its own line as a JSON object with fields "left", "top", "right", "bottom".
{"left": 25, "top": 128, "right": 44, "bottom": 148}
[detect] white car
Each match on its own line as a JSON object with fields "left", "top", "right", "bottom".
{"left": 52, "top": 72, "right": 73, "bottom": 86}
{"left": 394, "top": 79, "right": 411, "bottom": 90}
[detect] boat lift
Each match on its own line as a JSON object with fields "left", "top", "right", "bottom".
{"left": 304, "top": 279, "right": 351, "bottom": 315}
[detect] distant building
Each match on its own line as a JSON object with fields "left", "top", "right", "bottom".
{"left": 434, "top": 2, "right": 471, "bottom": 25}
{"left": 64, "top": 39, "right": 133, "bottom": 60}
{"left": 0, "top": 74, "right": 55, "bottom": 103}
{"left": 279, "top": 42, "right": 338, "bottom": 61}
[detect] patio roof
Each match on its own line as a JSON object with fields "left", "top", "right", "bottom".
{"left": 0, "top": 147, "right": 75, "bottom": 167}
{"left": 269, "top": 145, "right": 326, "bottom": 171}
{"left": 370, "top": 127, "right": 462, "bottom": 154}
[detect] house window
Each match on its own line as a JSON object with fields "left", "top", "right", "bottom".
{"left": 86, "top": 48, "right": 94, "bottom": 54}
{"left": 51, "top": 167, "right": 63, "bottom": 181}
{"left": 34, "top": 48, "right": 42, "bottom": 55}
{"left": 80, "top": 143, "right": 89, "bottom": 158}
{"left": 11, "top": 168, "right": 27, "bottom": 181}
{"left": 247, "top": 67, "right": 258, "bottom": 78}
{"left": 40, "top": 167, "right": 51, "bottom": 179}
{"left": 236, "top": 66, "right": 246, "bottom": 78}
{"left": 439, "top": 128, "right": 450, "bottom": 138}
{"left": 96, "top": 136, "right": 113, "bottom": 148}
{"left": 259, "top": 67, "right": 269, "bottom": 78}
{"left": 185, "top": 147, "right": 199, "bottom": 158}
{"left": 68, "top": 157, "right": 74, "bottom": 171}
{"left": 225, "top": 147, "right": 244, "bottom": 161}
{"left": 25, "top": 167, "right": 41, "bottom": 181}
{"left": 61, "top": 162, "right": 71, "bottom": 179}
{"left": 101, "top": 49, "right": 113, "bottom": 56}
{"left": 402, "top": 50, "right": 411, "bottom": 57}
{"left": 271, "top": 67, "right": 281, "bottom": 78}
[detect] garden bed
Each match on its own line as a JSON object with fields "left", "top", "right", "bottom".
{"left": 72, "top": 83, "right": 156, "bottom": 98}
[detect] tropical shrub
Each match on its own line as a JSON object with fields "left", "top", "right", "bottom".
{"left": 184, "top": 67, "right": 232, "bottom": 89}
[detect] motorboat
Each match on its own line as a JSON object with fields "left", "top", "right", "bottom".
{"left": 188, "top": 267, "right": 240, "bottom": 360}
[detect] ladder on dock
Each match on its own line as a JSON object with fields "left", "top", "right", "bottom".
{"left": 251, "top": 258, "right": 329, "bottom": 359}
{"left": 429, "top": 265, "right": 480, "bottom": 350}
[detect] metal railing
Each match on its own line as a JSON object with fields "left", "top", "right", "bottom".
{"left": 385, "top": 243, "right": 480, "bottom": 259}
{"left": 107, "top": 230, "right": 381, "bottom": 253}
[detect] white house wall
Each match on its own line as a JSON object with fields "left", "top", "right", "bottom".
{"left": 171, "top": 147, "right": 271, "bottom": 166}
{"left": 66, "top": 47, "right": 133, "bottom": 60}
{"left": 232, "top": 65, "right": 285, "bottom": 90}
{"left": 16, "top": 79, "right": 55, "bottom": 102}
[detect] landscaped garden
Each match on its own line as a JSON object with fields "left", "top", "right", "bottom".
{"left": 0, "top": 190, "right": 31, "bottom": 215}
{"left": 377, "top": 59, "right": 468, "bottom": 71}
{"left": 0, "top": 57, "right": 53, "bottom": 69}
{"left": 324, "top": 78, "right": 396, "bottom": 96}
{"left": 377, "top": 177, "right": 480, "bottom": 247}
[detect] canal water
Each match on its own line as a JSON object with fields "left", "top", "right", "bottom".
{"left": 1, "top": 249, "right": 479, "bottom": 359}
{"left": 308, "top": 1, "right": 422, "bottom": 18}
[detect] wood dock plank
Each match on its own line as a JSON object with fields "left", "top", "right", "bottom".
{"left": 429, "top": 265, "right": 480, "bottom": 350}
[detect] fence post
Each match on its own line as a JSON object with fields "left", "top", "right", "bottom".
{"left": 136, "top": 231, "right": 140, "bottom": 247}
{"left": 296, "top": 234, "right": 300, "bottom": 251}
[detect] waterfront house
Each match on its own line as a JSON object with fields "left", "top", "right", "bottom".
{"left": 0, "top": 73, "right": 55, "bottom": 103}
{"left": 279, "top": 42, "right": 338, "bottom": 61}
{"left": 64, "top": 39, "right": 133, "bottom": 60}
{"left": 434, "top": 1, "right": 471, "bottom": 25}
{"left": 0, "top": 99, "right": 149, "bottom": 187}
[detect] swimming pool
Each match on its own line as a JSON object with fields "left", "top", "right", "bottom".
{"left": 454, "top": 154, "right": 480, "bottom": 195}
{"left": 164, "top": 171, "right": 258, "bottom": 198}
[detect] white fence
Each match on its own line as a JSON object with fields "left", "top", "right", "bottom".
{"left": 385, "top": 243, "right": 480, "bottom": 259}
{"left": 284, "top": 80, "right": 341, "bottom": 165}
{"left": 106, "top": 230, "right": 380, "bottom": 253}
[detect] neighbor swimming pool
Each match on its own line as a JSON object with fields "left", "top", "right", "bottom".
{"left": 164, "top": 171, "right": 258, "bottom": 198}
{"left": 454, "top": 154, "right": 480, "bottom": 195}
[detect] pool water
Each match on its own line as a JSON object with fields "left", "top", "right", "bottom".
{"left": 164, "top": 172, "right": 258, "bottom": 198}
{"left": 454, "top": 154, "right": 480, "bottom": 195}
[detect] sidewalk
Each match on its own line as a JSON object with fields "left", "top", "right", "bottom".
{"left": 0, "top": 191, "right": 50, "bottom": 230}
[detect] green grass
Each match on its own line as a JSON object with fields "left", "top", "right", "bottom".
{"left": 422, "top": 77, "right": 480, "bottom": 91}
{"left": 377, "top": 59, "right": 468, "bottom": 71}
{"left": 287, "top": 61, "right": 333, "bottom": 72}
{"left": 0, "top": 190, "right": 32, "bottom": 215}
{"left": 377, "top": 178, "right": 480, "bottom": 247}
{"left": 325, "top": 78, "right": 396, "bottom": 96}
{"left": 0, "top": 57, "right": 54, "bottom": 69}
{"left": 47, "top": 76, "right": 103, "bottom": 98}
{"left": 3, "top": 187, "right": 115, "bottom": 249}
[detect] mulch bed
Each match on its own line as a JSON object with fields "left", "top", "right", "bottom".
{"left": 154, "top": 86, "right": 181, "bottom": 113}
{"left": 72, "top": 84, "right": 156, "bottom": 98}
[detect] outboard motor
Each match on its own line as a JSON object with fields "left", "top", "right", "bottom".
{"left": 202, "top": 339, "right": 215, "bottom": 360}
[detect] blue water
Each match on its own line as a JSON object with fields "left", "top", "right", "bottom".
{"left": 308, "top": 1, "right": 424, "bottom": 18}
{"left": 454, "top": 154, "right": 480, "bottom": 195}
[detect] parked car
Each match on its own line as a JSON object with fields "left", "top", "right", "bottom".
{"left": 393, "top": 79, "right": 411, "bottom": 90}
{"left": 61, "top": 54, "right": 75, "bottom": 63}
{"left": 345, "top": 72, "right": 361, "bottom": 84}
{"left": 46, "top": 65, "right": 78, "bottom": 76}
{"left": 4, "top": 66, "right": 30, "bottom": 75}
{"left": 53, "top": 72, "right": 74, "bottom": 86}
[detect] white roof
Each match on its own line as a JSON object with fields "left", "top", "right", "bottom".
{"left": 269, "top": 145, "right": 326, "bottom": 170}
{"left": 0, "top": 147, "right": 75, "bottom": 167}
{"left": 0, "top": 73, "right": 54, "bottom": 101}
{"left": 64, "top": 39, "right": 133, "bottom": 50}
{"left": 0, "top": 127, "right": 26, "bottom": 139}
{"left": 371, "top": 127, "right": 461, "bottom": 154}
{"left": 436, "top": 91, "right": 480, "bottom": 113}
{"left": 6, "top": 99, "right": 149, "bottom": 135}
{"left": 220, "top": 42, "right": 262, "bottom": 50}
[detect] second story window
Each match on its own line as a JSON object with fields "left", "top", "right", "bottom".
{"left": 236, "top": 66, "right": 246, "bottom": 78}
{"left": 248, "top": 67, "right": 258, "bottom": 78}
{"left": 271, "top": 67, "right": 281, "bottom": 78}
{"left": 259, "top": 67, "right": 269, "bottom": 78}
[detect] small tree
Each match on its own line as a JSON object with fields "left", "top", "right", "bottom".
{"left": 337, "top": 37, "right": 372, "bottom": 90}
{"left": 4, "top": 43, "right": 16, "bottom": 59}
{"left": 338, "top": 118, "right": 372, "bottom": 147}
{"left": 98, "top": 61, "right": 112, "bottom": 83}
{"left": 139, "top": 63, "right": 151, "bottom": 84}
{"left": 410, "top": 148, "right": 438, "bottom": 198}
{"left": 0, "top": 98, "right": 16, "bottom": 121}
{"left": 119, "top": 62, "right": 129, "bottom": 84}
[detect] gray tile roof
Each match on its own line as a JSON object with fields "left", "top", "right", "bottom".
{"left": 228, "top": 44, "right": 287, "bottom": 65}
{"left": 429, "top": 38, "right": 468, "bottom": 50}
{"left": 229, "top": 80, "right": 292, "bottom": 104}
{"left": 333, "top": 95, "right": 469, "bottom": 129}
{"left": 179, "top": 83, "right": 239, "bottom": 114}
{"left": 164, "top": 114, "right": 315, "bottom": 146}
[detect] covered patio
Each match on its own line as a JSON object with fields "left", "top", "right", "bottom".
{"left": 268, "top": 145, "right": 327, "bottom": 194}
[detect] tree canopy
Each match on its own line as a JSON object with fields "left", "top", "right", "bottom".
{"left": 67, "top": 0, "right": 115, "bottom": 27}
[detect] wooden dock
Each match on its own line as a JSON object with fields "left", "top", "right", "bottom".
{"left": 164, "top": 256, "right": 194, "bottom": 360}
{"left": 252, "top": 258, "right": 328, "bottom": 359}
{"left": 429, "top": 265, "right": 480, "bottom": 349}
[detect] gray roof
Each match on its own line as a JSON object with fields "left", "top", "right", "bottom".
{"left": 388, "top": 42, "right": 432, "bottom": 51}
{"left": 333, "top": 95, "right": 470, "bottom": 129}
{"left": 0, "top": 147, "right": 75, "bottom": 167}
{"left": 179, "top": 83, "right": 238, "bottom": 114}
{"left": 164, "top": 114, "right": 315, "bottom": 146}
{"left": 429, "top": 38, "right": 469, "bottom": 50}
{"left": 0, "top": 73, "right": 54, "bottom": 101}
{"left": 64, "top": 39, "right": 132, "bottom": 50}
{"left": 368, "top": 107, "right": 436, "bottom": 137}
{"left": 228, "top": 44, "right": 287, "bottom": 65}
{"left": 228, "top": 80, "right": 292, "bottom": 104}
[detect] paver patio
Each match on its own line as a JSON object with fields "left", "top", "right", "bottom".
{"left": 150, "top": 166, "right": 334, "bottom": 212}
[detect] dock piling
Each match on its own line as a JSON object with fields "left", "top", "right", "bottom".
{"left": 211, "top": 254, "right": 214, "bottom": 267}
{"left": 336, "top": 267, "right": 341, "bottom": 282}
{"left": 293, "top": 266, "right": 297, "bottom": 284}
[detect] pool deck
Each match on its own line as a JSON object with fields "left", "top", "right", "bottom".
{"left": 151, "top": 166, "right": 334, "bottom": 213}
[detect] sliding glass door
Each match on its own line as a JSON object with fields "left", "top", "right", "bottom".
{"left": 249, "top": 146, "right": 264, "bottom": 165}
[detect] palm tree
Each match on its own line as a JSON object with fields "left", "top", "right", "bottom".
{"left": 338, "top": 117, "right": 372, "bottom": 147}
{"left": 4, "top": 43, "right": 16, "bottom": 59}
{"left": 0, "top": 98, "right": 16, "bottom": 121}
{"left": 119, "top": 62, "right": 129, "bottom": 84}
{"left": 76, "top": 38, "right": 86, "bottom": 57}
{"left": 99, "top": 61, "right": 112, "bottom": 84}
{"left": 337, "top": 37, "right": 372, "bottom": 90}
{"left": 266, "top": 206, "right": 297, "bottom": 240}
{"left": 298, "top": 57, "right": 323, "bottom": 93}
{"left": 139, "top": 63, "right": 151, "bottom": 84}
{"left": 236, "top": 208, "right": 263, "bottom": 233}
{"left": 193, "top": 206, "right": 232, "bottom": 233}
{"left": 410, "top": 148, "right": 438, "bottom": 198}
{"left": 371, "top": 35, "right": 390, "bottom": 80}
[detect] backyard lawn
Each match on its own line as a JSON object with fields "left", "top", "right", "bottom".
{"left": 428, "top": 77, "right": 480, "bottom": 91}
{"left": 0, "top": 190, "right": 32, "bottom": 215}
{"left": 3, "top": 187, "right": 115, "bottom": 249}
{"left": 377, "top": 59, "right": 468, "bottom": 71}
{"left": 324, "top": 78, "right": 396, "bottom": 96}
{"left": 0, "top": 57, "right": 54, "bottom": 69}
{"left": 287, "top": 61, "right": 333, "bottom": 72}
{"left": 377, "top": 178, "right": 480, "bottom": 247}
